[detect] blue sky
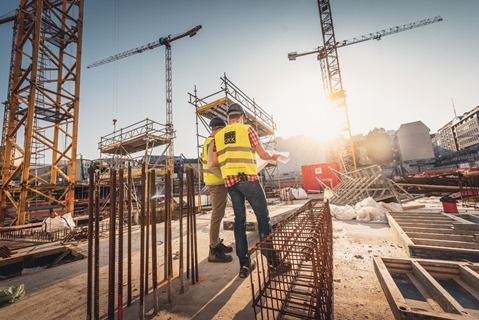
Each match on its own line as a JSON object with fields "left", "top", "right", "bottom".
{"left": 1, "top": 0, "right": 478, "bottom": 160}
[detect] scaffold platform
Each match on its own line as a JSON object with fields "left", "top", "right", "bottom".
{"left": 98, "top": 118, "right": 171, "bottom": 155}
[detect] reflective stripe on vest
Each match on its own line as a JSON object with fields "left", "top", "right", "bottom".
{"left": 202, "top": 136, "right": 223, "bottom": 184}
{"left": 215, "top": 123, "right": 257, "bottom": 178}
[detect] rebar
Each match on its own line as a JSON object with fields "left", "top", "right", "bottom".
{"left": 127, "top": 165, "right": 133, "bottom": 306}
{"left": 87, "top": 167, "right": 94, "bottom": 320}
{"left": 94, "top": 170, "right": 100, "bottom": 320}
{"left": 178, "top": 170, "right": 185, "bottom": 293}
{"left": 139, "top": 163, "right": 146, "bottom": 320}
{"left": 150, "top": 169, "right": 159, "bottom": 315}
{"left": 250, "top": 199, "right": 333, "bottom": 320}
{"left": 117, "top": 168, "right": 124, "bottom": 320}
{"left": 145, "top": 171, "right": 150, "bottom": 296}
{"left": 108, "top": 169, "right": 116, "bottom": 320}
{"left": 166, "top": 170, "right": 173, "bottom": 302}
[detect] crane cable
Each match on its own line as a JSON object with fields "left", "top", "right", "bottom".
{"left": 113, "top": 0, "right": 120, "bottom": 125}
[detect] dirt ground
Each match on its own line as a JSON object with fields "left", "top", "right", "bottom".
{"left": 0, "top": 199, "right": 407, "bottom": 319}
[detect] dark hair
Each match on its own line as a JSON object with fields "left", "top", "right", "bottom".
{"left": 228, "top": 113, "right": 243, "bottom": 121}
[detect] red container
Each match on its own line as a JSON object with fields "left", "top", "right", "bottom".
{"left": 301, "top": 162, "right": 340, "bottom": 192}
{"left": 442, "top": 201, "right": 458, "bottom": 213}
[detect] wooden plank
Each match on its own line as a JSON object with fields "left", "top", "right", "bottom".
{"left": 386, "top": 213, "right": 414, "bottom": 257}
{"left": 407, "top": 271, "right": 444, "bottom": 313}
{"left": 373, "top": 256, "right": 410, "bottom": 320}
{"left": 453, "top": 223, "right": 479, "bottom": 231}
{"left": 411, "top": 238, "right": 479, "bottom": 250}
{"left": 406, "top": 232, "right": 474, "bottom": 243}
{"left": 411, "top": 260, "right": 467, "bottom": 315}
{"left": 459, "top": 266, "right": 479, "bottom": 294}
{"left": 401, "top": 227, "right": 476, "bottom": 235}
{"left": 410, "top": 245, "right": 479, "bottom": 262}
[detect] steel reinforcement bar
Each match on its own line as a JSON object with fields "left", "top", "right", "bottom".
{"left": 249, "top": 199, "right": 333, "bottom": 319}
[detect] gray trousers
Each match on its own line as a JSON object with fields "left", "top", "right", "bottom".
{"left": 207, "top": 183, "right": 228, "bottom": 247}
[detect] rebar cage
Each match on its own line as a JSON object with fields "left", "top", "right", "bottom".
{"left": 249, "top": 199, "right": 333, "bottom": 319}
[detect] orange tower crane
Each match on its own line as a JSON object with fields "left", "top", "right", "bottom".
{"left": 0, "top": 0, "right": 85, "bottom": 226}
{"left": 87, "top": 25, "right": 202, "bottom": 174}
{"left": 289, "top": 0, "right": 442, "bottom": 173}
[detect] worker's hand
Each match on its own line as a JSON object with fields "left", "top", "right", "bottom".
{"left": 270, "top": 154, "right": 279, "bottom": 161}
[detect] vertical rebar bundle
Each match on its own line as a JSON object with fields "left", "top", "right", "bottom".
{"left": 250, "top": 199, "right": 333, "bottom": 320}
{"left": 84, "top": 163, "right": 200, "bottom": 319}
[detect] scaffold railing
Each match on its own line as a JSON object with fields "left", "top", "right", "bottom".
{"left": 99, "top": 118, "right": 170, "bottom": 155}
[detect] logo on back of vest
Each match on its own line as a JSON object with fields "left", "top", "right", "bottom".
{"left": 224, "top": 131, "right": 236, "bottom": 144}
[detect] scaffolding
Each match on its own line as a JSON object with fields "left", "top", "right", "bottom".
{"left": 188, "top": 74, "right": 278, "bottom": 193}
{"left": 0, "top": 0, "right": 84, "bottom": 226}
{"left": 99, "top": 118, "right": 171, "bottom": 173}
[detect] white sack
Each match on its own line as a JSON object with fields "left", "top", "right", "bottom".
{"left": 291, "top": 188, "right": 308, "bottom": 200}
{"left": 379, "top": 202, "right": 403, "bottom": 212}
{"left": 330, "top": 204, "right": 356, "bottom": 220}
{"left": 356, "top": 206, "right": 387, "bottom": 222}
{"left": 42, "top": 212, "right": 75, "bottom": 232}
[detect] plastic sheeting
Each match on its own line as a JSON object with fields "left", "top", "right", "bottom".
{"left": 0, "top": 284, "right": 25, "bottom": 306}
{"left": 42, "top": 212, "right": 75, "bottom": 232}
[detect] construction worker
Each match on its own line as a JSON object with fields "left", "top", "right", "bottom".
{"left": 202, "top": 117, "right": 233, "bottom": 263}
{"left": 213, "top": 103, "right": 291, "bottom": 278}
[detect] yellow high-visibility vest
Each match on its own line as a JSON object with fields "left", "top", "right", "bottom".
{"left": 202, "top": 136, "right": 223, "bottom": 184}
{"left": 215, "top": 123, "right": 257, "bottom": 178}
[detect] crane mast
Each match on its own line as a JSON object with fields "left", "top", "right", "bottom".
{"left": 289, "top": 0, "right": 442, "bottom": 173}
{"left": 0, "top": 0, "right": 84, "bottom": 226}
{"left": 87, "top": 25, "right": 202, "bottom": 174}
{"left": 318, "top": 0, "right": 355, "bottom": 173}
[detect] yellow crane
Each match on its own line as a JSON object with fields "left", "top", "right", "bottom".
{"left": 0, "top": 0, "right": 84, "bottom": 226}
{"left": 289, "top": 0, "right": 442, "bottom": 173}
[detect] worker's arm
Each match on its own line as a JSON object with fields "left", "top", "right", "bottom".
{"left": 208, "top": 141, "right": 222, "bottom": 176}
{"left": 249, "top": 127, "right": 279, "bottom": 161}
{"left": 255, "top": 143, "right": 279, "bottom": 161}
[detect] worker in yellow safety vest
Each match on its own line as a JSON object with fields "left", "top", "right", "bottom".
{"left": 213, "top": 103, "right": 291, "bottom": 279}
{"left": 202, "top": 117, "right": 233, "bottom": 263}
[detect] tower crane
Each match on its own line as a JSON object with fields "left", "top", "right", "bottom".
{"left": 289, "top": 0, "right": 442, "bottom": 173}
{"left": 1, "top": 0, "right": 84, "bottom": 226}
{"left": 87, "top": 25, "right": 202, "bottom": 174}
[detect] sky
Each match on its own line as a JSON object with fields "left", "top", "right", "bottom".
{"left": 0, "top": 0, "right": 478, "bottom": 160}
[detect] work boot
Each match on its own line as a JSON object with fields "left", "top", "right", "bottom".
{"left": 216, "top": 238, "right": 233, "bottom": 253}
{"left": 268, "top": 258, "right": 292, "bottom": 277}
{"left": 208, "top": 245, "right": 233, "bottom": 263}
{"left": 239, "top": 260, "right": 256, "bottom": 278}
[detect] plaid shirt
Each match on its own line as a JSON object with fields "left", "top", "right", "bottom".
{"left": 214, "top": 119, "right": 260, "bottom": 187}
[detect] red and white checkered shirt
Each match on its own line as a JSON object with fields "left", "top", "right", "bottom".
{"left": 214, "top": 119, "right": 260, "bottom": 187}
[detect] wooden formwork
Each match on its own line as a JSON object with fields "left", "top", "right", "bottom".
{"left": 374, "top": 256, "right": 479, "bottom": 319}
{"left": 387, "top": 211, "right": 479, "bottom": 262}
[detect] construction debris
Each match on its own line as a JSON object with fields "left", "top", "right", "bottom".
{"left": 328, "top": 165, "right": 420, "bottom": 206}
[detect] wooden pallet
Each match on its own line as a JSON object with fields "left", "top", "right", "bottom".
{"left": 387, "top": 211, "right": 479, "bottom": 262}
{"left": 374, "top": 256, "right": 479, "bottom": 319}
